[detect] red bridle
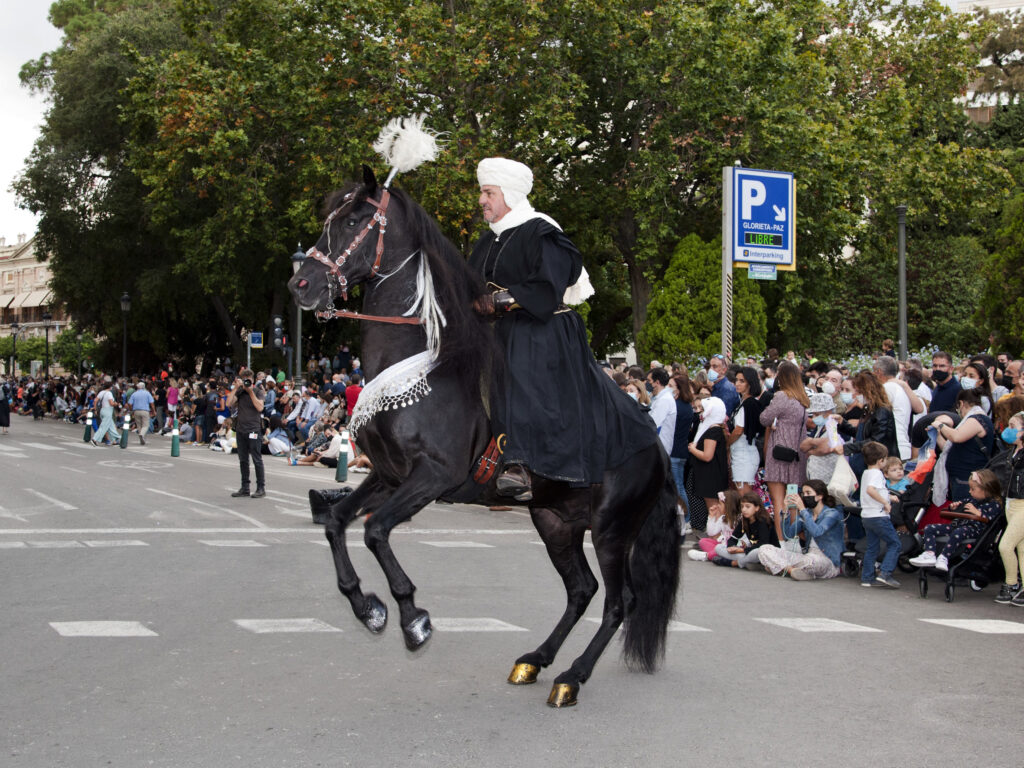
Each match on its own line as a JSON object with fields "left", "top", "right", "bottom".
{"left": 305, "top": 188, "right": 423, "bottom": 326}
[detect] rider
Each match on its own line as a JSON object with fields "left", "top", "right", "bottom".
{"left": 470, "top": 157, "right": 657, "bottom": 500}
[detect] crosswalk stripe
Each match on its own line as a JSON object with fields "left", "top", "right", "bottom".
{"left": 755, "top": 618, "right": 884, "bottom": 633}
{"left": 23, "top": 488, "right": 77, "bottom": 510}
{"left": 18, "top": 442, "right": 66, "bottom": 451}
{"left": 919, "top": 618, "right": 1024, "bottom": 634}
{"left": 199, "top": 540, "right": 267, "bottom": 548}
{"left": 431, "top": 618, "right": 528, "bottom": 632}
{"left": 28, "top": 541, "right": 84, "bottom": 548}
{"left": 311, "top": 539, "right": 366, "bottom": 548}
{"left": 50, "top": 621, "right": 157, "bottom": 637}
{"left": 421, "top": 541, "right": 494, "bottom": 548}
{"left": 584, "top": 618, "right": 712, "bottom": 632}
{"left": 0, "top": 541, "right": 27, "bottom": 548}
{"left": 234, "top": 618, "right": 341, "bottom": 633}
{"left": 82, "top": 540, "right": 149, "bottom": 548}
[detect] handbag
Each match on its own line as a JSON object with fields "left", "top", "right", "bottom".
{"left": 828, "top": 454, "right": 859, "bottom": 507}
{"left": 772, "top": 445, "right": 799, "bottom": 463}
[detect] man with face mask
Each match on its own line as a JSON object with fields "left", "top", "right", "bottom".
{"left": 470, "top": 157, "right": 658, "bottom": 500}
{"left": 928, "top": 351, "right": 961, "bottom": 413}
{"left": 708, "top": 354, "right": 739, "bottom": 415}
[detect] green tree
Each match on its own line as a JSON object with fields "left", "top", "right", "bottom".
{"left": 639, "top": 234, "right": 766, "bottom": 362}
{"left": 978, "top": 193, "right": 1024, "bottom": 355}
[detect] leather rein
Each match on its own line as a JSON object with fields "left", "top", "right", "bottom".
{"left": 305, "top": 188, "right": 422, "bottom": 326}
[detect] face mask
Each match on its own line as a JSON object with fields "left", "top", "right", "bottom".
{"left": 628, "top": 391, "right": 639, "bottom": 402}
{"left": 765, "top": 378, "right": 775, "bottom": 389}
{"left": 707, "top": 369, "right": 719, "bottom": 382}
{"left": 855, "top": 394, "right": 865, "bottom": 405}
{"left": 932, "top": 369, "right": 950, "bottom": 383}
{"left": 645, "top": 381, "right": 654, "bottom": 394}
{"left": 960, "top": 377, "right": 977, "bottom": 390}
{"left": 840, "top": 391, "right": 854, "bottom": 405}
{"left": 812, "top": 415, "right": 827, "bottom": 427}
{"left": 821, "top": 381, "right": 836, "bottom": 396}
{"left": 1002, "top": 427, "right": 1019, "bottom": 444}
{"left": 800, "top": 494, "right": 818, "bottom": 509}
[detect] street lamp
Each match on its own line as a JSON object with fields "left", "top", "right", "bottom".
{"left": 41, "top": 311, "right": 52, "bottom": 379}
{"left": 9, "top": 322, "right": 18, "bottom": 377}
{"left": 120, "top": 292, "right": 131, "bottom": 376}
{"left": 77, "top": 333, "right": 84, "bottom": 375}
{"left": 291, "top": 243, "right": 306, "bottom": 382}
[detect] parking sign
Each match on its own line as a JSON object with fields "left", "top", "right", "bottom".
{"left": 724, "top": 166, "right": 796, "bottom": 271}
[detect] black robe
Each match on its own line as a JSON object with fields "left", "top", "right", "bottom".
{"left": 469, "top": 217, "right": 657, "bottom": 486}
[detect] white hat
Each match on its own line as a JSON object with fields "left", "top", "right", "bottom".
{"left": 477, "top": 158, "right": 532, "bottom": 208}
{"left": 808, "top": 392, "right": 835, "bottom": 412}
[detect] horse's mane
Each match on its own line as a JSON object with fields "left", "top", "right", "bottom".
{"left": 321, "top": 182, "right": 492, "bottom": 388}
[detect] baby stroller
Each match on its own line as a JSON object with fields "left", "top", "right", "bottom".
{"left": 917, "top": 511, "right": 1007, "bottom": 602}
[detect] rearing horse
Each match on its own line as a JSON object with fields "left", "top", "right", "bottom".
{"left": 288, "top": 168, "right": 680, "bottom": 707}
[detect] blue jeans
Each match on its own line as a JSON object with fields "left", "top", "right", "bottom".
{"left": 861, "top": 516, "right": 901, "bottom": 582}
{"left": 670, "top": 457, "right": 689, "bottom": 518}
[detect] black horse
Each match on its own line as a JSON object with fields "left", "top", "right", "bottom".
{"left": 288, "top": 168, "right": 680, "bottom": 707}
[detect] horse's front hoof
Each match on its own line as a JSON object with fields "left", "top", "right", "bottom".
{"left": 507, "top": 663, "right": 540, "bottom": 685}
{"left": 402, "top": 610, "right": 432, "bottom": 651}
{"left": 546, "top": 682, "right": 579, "bottom": 708}
{"left": 360, "top": 593, "right": 388, "bottom": 634}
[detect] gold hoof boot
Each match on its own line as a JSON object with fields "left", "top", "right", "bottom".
{"left": 507, "top": 663, "right": 540, "bottom": 685}
{"left": 547, "top": 682, "right": 579, "bottom": 708}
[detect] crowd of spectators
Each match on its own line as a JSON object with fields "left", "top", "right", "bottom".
{"left": 0, "top": 348, "right": 371, "bottom": 473}
{"left": 608, "top": 342, "right": 1024, "bottom": 601}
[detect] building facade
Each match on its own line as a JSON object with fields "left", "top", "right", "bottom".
{"left": 1, "top": 234, "right": 66, "bottom": 341}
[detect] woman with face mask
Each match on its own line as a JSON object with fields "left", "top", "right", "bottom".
{"left": 933, "top": 389, "right": 995, "bottom": 503}
{"left": 756, "top": 479, "right": 844, "bottom": 580}
{"left": 833, "top": 371, "right": 899, "bottom": 483}
{"left": 800, "top": 392, "right": 841, "bottom": 484}
{"left": 960, "top": 362, "right": 994, "bottom": 416}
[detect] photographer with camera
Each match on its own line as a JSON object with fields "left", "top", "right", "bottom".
{"left": 227, "top": 368, "right": 266, "bottom": 498}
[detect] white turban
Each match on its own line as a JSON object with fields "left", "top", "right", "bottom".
{"left": 477, "top": 157, "right": 533, "bottom": 208}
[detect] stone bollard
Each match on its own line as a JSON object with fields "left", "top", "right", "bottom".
{"left": 170, "top": 418, "right": 180, "bottom": 458}
{"left": 119, "top": 412, "right": 131, "bottom": 449}
{"left": 83, "top": 410, "right": 94, "bottom": 443}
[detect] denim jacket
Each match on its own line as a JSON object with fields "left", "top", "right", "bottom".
{"left": 782, "top": 505, "right": 844, "bottom": 567}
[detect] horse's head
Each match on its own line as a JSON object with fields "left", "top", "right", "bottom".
{"left": 288, "top": 166, "right": 403, "bottom": 314}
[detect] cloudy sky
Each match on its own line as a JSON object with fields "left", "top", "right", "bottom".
{"left": 0, "top": 0, "right": 966, "bottom": 244}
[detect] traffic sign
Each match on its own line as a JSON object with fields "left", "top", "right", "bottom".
{"left": 724, "top": 166, "right": 796, "bottom": 271}
{"left": 249, "top": 332, "right": 263, "bottom": 349}
{"left": 747, "top": 264, "right": 777, "bottom": 281}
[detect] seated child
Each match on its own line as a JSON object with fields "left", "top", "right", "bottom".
{"left": 910, "top": 468, "right": 1002, "bottom": 572}
{"left": 687, "top": 490, "right": 739, "bottom": 562}
{"left": 713, "top": 492, "right": 775, "bottom": 569}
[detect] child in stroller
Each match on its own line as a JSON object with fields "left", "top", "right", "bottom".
{"left": 910, "top": 469, "right": 1001, "bottom": 572}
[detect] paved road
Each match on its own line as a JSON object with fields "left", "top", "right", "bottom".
{"left": 1, "top": 417, "right": 1021, "bottom": 767}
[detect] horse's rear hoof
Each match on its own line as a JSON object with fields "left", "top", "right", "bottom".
{"left": 360, "top": 593, "right": 388, "bottom": 634}
{"left": 402, "top": 610, "right": 432, "bottom": 651}
{"left": 547, "top": 682, "right": 579, "bottom": 708}
{"left": 507, "top": 663, "right": 540, "bottom": 685}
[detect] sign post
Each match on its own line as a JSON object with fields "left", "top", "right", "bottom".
{"left": 722, "top": 165, "right": 796, "bottom": 358}
{"left": 246, "top": 331, "right": 263, "bottom": 370}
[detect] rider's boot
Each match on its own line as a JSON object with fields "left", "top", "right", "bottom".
{"left": 496, "top": 463, "right": 532, "bottom": 501}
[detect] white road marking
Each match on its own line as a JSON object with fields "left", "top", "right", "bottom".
{"left": 82, "top": 540, "right": 149, "bottom": 547}
{"left": 919, "top": 619, "right": 1024, "bottom": 634}
{"left": 0, "top": 527, "right": 533, "bottom": 536}
{"left": 431, "top": 618, "right": 528, "bottom": 632}
{"left": 0, "top": 541, "right": 27, "bottom": 548}
{"left": 0, "top": 453, "right": 28, "bottom": 458}
{"left": 755, "top": 618, "right": 884, "bottom": 633}
{"left": 18, "top": 442, "right": 66, "bottom": 451}
{"left": 0, "top": 443, "right": 25, "bottom": 452}
{"left": 23, "top": 489, "right": 78, "bottom": 510}
{"left": 59, "top": 466, "right": 88, "bottom": 474}
{"left": 50, "top": 621, "right": 158, "bottom": 637}
{"left": 199, "top": 540, "right": 267, "bottom": 548}
{"left": 312, "top": 539, "right": 366, "bottom": 548}
{"left": 234, "top": 618, "right": 342, "bottom": 633}
{"left": 262, "top": 489, "right": 309, "bottom": 501}
{"left": 421, "top": 541, "right": 495, "bottom": 548}
{"left": 274, "top": 506, "right": 311, "bottom": 519}
{"left": 28, "top": 541, "right": 84, "bottom": 548}
{"left": 583, "top": 618, "right": 711, "bottom": 632}
{"left": 147, "top": 488, "right": 268, "bottom": 528}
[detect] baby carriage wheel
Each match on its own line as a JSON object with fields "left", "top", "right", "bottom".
{"left": 969, "top": 579, "right": 984, "bottom": 592}
{"left": 944, "top": 582, "right": 954, "bottom": 602}
{"left": 919, "top": 576, "right": 928, "bottom": 598}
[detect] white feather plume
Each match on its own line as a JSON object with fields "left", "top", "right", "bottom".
{"left": 373, "top": 114, "right": 441, "bottom": 186}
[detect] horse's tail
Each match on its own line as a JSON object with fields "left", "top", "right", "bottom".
{"left": 623, "top": 457, "right": 681, "bottom": 673}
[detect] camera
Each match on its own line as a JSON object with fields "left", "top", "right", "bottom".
{"left": 242, "top": 378, "right": 253, "bottom": 388}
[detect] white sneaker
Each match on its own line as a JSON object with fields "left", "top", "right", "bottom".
{"left": 909, "top": 551, "right": 937, "bottom": 567}
{"left": 686, "top": 549, "right": 708, "bottom": 562}
{"left": 681, "top": 522, "right": 693, "bottom": 536}
{"left": 934, "top": 555, "right": 949, "bottom": 572}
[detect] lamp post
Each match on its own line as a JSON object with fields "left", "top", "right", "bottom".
{"left": 9, "top": 322, "right": 18, "bottom": 377}
{"left": 120, "top": 292, "right": 131, "bottom": 376}
{"left": 291, "top": 243, "right": 306, "bottom": 383}
{"left": 896, "top": 205, "right": 908, "bottom": 362}
{"left": 41, "top": 311, "right": 52, "bottom": 379}
{"left": 77, "top": 333, "right": 84, "bottom": 375}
